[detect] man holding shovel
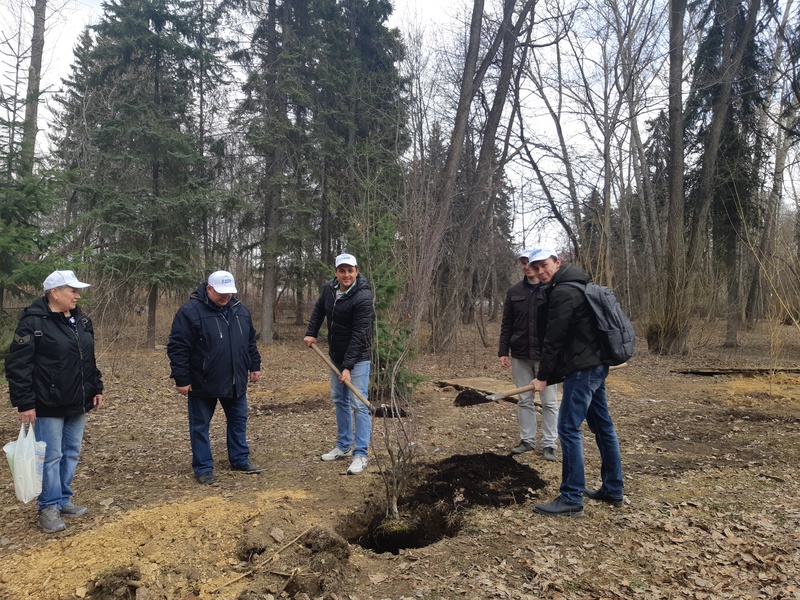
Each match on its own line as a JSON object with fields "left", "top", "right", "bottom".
{"left": 498, "top": 249, "right": 559, "bottom": 461}
{"left": 526, "top": 248, "right": 624, "bottom": 518}
{"left": 304, "top": 253, "right": 375, "bottom": 475}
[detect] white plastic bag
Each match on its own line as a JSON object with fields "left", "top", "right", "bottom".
{"left": 3, "top": 424, "right": 46, "bottom": 504}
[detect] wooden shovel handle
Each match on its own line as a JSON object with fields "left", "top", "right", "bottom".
{"left": 490, "top": 362, "right": 628, "bottom": 401}
{"left": 309, "top": 343, "right": 374, "bottom": 411}
{"left": 488, "top": 384, "right": 535, "bottom": 401}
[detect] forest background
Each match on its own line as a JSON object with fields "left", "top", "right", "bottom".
{"left": 2, "top": 0, "right": 800, "bottom": 386}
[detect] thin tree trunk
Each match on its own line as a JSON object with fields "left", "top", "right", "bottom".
{"left": 19, "top": 0, "right": 47, "bottom": 177}
{"left": 652, "top": 0, "right": 688, "bottom": 354}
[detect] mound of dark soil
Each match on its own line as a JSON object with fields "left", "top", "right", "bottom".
{"left": 406, "top": 452, "right": 546, "bottom": 508}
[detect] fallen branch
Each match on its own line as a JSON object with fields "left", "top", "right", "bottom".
{"left": 211, "top": 526, "right": 314, "bottom": 592}
{"left": 671, "top": 367, "right": 800, "bottom": 376}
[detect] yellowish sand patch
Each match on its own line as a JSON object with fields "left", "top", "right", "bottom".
{"left": 0, "top": 489, "right": 308, "bottom": 600}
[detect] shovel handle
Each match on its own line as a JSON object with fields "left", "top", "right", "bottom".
{"left": 488, "top": 362, "right": 628, "bottom": 401}
{"left": 487, "top": 384, "right": 535, "bottom": 402}
{"left": 309, "top": 343, "right": 374, "bottom": 411}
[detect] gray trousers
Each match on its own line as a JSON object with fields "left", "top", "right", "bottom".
{"left": 511, "top": 357, "right": 559, "bottom": 449}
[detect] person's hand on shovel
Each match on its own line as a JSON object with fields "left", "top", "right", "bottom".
{"left": 303, "top": 335, "right": 317, "bottom": 348}
{"left": 530, "top": 378, "right": 548, "bottom": 392}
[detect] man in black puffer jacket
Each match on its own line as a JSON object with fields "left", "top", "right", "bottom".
{"left": 304, "top": 253, "right": 374, "bottom": 475}
{"left": 527, "top": 248, "right": 624, "bottom": 518}
{"left": 167, "top": 270, "right": 262, "bottom": 484}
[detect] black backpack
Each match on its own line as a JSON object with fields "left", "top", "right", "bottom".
{"left": 561, "top": 281, "right": 635, "bottom": 366}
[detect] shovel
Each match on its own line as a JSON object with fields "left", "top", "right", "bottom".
{"left": 453, "top": 363, "right": 628, "bottom": 407}
{"left": 310, "top": 343, "right": 373, "bottom": 410}
{"left": 309, "top": 343, "right": 406, "bottom": 418}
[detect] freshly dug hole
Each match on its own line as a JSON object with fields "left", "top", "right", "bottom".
{"left": 343, "top": 453, "right": 546, "bottom": 554}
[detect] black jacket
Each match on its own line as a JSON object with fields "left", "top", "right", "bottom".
{"left": 167, "top": 283, "right": 261, "bottom": 399}
{"left": 498, "top": 278, "right": 548, "bottom": 360}
{"left": 536, "top": 263, "right": 603, "bottom": 384}
{"left": 305, "top": 273, "right": 374, "bottom": 371}
{"left": 5, "top": 297, "right": 103, "bottom": 417}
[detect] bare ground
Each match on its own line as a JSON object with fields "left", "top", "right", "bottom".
{"left": 0, "top": 318, "right": 799, "bottom": 600}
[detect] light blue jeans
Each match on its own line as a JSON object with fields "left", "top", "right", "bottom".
{"left": 558, "top": 365, "right": 623, "bottom": 505}
{"left": 330, "top": 360, "right": 372, "bottom": 458}
{"left": 34, "top": 414, "right": 86, "bottom": 511}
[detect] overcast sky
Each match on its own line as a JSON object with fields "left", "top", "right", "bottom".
{"left": 40, "top": 0, "right": 459, "bottom": 98}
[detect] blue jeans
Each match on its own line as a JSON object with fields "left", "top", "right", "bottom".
{"left": 187, "top": 392, "right": 250, "bottom": 475}
{"left": 34, "top": 414, "right": 86, "bottom": 511}
{"left": 330, "top": 360, "right": 372, "bottom": 458}
{"left": 558, "top": 365, "right": 623, "bottom": 505}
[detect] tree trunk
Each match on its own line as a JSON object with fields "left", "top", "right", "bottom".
{"left": 19, "top": 0, "right": 47, "bottom": 177}
{"left": 147, "top": 283, "right": 158, "bottom": 349}
{"left": 650, "top": 0, "right": 688, "bottom": 354}
{"left": 430, "top": 0, "right": 534, "bottom": 351}
{"left": 685, "top": 0, "right": 761, "bottom": 272}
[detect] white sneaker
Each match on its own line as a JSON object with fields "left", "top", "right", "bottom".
{"left": 347, "top": 456, "right": 368, "bottom": 475}
{"left": 321, "top": 447, "right": 352, "bottom": 461}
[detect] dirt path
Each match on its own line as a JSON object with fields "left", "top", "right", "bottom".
{"left": 1, "top": 322, "right": 799, "bottom": 599}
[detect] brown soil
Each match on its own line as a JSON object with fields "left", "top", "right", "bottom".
{"left": 1, "top": 319, "right": 799, "bottom": 600}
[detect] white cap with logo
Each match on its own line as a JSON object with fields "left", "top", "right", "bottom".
{"left": 43, "top": 270, "right": 91, "bottom": 292}
{"left": 208, "top": 270, "right": 237, "bottom": 294}
{"left": 335, "top": 253, "right": 358, "bottom": 268}
{"left": 518, "top": 248, "right": 534, "bottom": 259}
{"left": 527, "top": 247, "right": 558, "bottom": 263}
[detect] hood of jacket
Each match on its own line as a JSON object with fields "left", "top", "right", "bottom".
{"left": 551, "top": 262, "right": 591, "bottom": 287}
{"left": 21, "top": 296, "right": 85, "bottom": 319}
{"left": 327, "top": 272, "right": 371, "bottom": 296}
{"left": 189, "top": 281, "right": 242, "bottom": 310}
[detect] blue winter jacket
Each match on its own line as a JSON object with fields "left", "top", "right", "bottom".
{"left": 167, "top": 282, "right": 261, "bottom": 399}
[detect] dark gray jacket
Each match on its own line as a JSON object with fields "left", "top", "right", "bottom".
{"left": 498, "top": 278, "right": 548, "bottom": 360}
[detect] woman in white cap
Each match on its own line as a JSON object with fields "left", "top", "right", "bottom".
{"left": 304, "top": 253, "right": 375, "bottom": 474}
{"left": 5, "top": 270, "right": 104, "bottom": 533}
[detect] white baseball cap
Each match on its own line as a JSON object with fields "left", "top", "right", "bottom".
{"left": 335, "top": 253, "right": 358, "bottom": 268}
{"left": 518, "top": 248, "right": 534, "bottom": 259}
{"left": 43, "top": 270, "right": 91, "bottom": 292}
{"left": 527, "top": 247, "right": 558, "bottom": 263}
{"left": 207, "top": 270, "right": 237, "bottom": 294}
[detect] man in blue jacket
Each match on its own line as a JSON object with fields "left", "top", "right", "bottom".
{"left": 526, "top": 248, "right": 624, "bottom": 517}
{"left": 167, "top": 271, "right": 262, "bottom": 484}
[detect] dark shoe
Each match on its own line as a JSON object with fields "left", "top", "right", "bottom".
{"left": 510, "top": 441, "right": 535, "bottom": 455}
{"left": 196, "top": 472, "right": 217, "bottom": 484}
{"left": 232, "top": 461, "right": 263, "bottom": 474}
{"left": 534, "top": 495, "right": 585, "bottom": 518}
{"left": 583, "top": 488, "right": 624, "bottom": 507}
{"left": 542, "top": 447, "right": 558, "bottom": 462}
{"left": 38, "top": 506, "right": 67, "bottom": 533}
{"left": 60, "top": 502, "right": 88, "bottom": 517}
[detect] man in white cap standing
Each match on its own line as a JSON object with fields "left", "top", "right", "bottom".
{"left": 498, "top": 249, "right": 560, "bottom": 461}
{"left": 168, "top": 271, "right": 262, "bottom": 484}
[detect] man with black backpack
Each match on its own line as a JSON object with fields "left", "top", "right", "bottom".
{"left": 526, "top": 248, "right": 625, "bottom": 518}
